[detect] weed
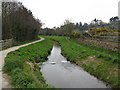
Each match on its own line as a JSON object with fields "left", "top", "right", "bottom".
{"left": 3, "top": 37, "right": 54, "bottom": 88}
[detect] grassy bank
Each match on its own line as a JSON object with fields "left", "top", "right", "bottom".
{"left": 3, "top": 35, "right": 119, "bottom": 88}
{"left": 3, "top": 38, "right": 54, "bottom": 88}
{"left": 46, "top": 36, "right": 119, "bottom": 88}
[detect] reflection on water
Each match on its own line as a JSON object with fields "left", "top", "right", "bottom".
{"left": 40, "top": 44, "right": 109, "bottom": 88}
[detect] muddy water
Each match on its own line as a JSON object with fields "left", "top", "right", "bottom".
{"left": 40, "top": 44, "right": 109, "bottom": 88}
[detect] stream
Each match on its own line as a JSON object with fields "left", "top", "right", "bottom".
{"left": 40, "top": 44, "right": 110, "bottom": 88}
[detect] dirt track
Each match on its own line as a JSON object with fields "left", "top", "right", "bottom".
{"left": 0, "top": 38, "right": 45, "bottom": 89}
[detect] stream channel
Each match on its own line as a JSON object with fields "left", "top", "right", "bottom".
{"left": 40, "top": 44, "right": 110, "bottom": 88}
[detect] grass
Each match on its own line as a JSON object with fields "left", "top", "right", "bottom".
{"left": 3, "top": 35, "right": 119, "bottom": 88}
{"left": 3, "top": 37, "right": 54, "bottom": 88}
{"left": 45, "top": 36, "right": 119, "bottom": 88}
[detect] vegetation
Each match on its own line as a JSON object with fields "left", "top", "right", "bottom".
{"left": 3, "top": 38, "right": 54, "bottom": 88}
{"left": 2, "top": 1, "right": 119, "bottom": 89}
{"left": 78, "top": 38, "right": 119, "bottom": 52}
{"left": 2, "top": 2, "right": 42, "bottom": 42}
{"left": 12, "top": 38, "right": 40, "bottom": 46}
{"left": 39, "top": 17, "right": 119, "bottom": 37}
{"left": 3, "top": 34, "right": 119, "bottom": 88}
{"left": 1, "top": 38, "right": 40, "bottom": 51}
{"left": 86, "top": 28, "right": 117, "bottom": 37}
{"left": 45, "top": 36, "right": 119, "bottom": 88}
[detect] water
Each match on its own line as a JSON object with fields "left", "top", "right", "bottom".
{"left": 40, "top": 44, "right": 109, "bottom": 88}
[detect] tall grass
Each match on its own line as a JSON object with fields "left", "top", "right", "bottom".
{"left": 3, "top": 38, "right": 54, "bottom": 88}
{"left": 3, "top": 35, "right": 119, "bottom": 88}
{"left": 48, "top": 36, "right": 120, "bottom": 63}
{"left": 46, "top": 36, "right": 119, "bottom": 88}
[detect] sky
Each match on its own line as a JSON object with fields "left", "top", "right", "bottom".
{"left": 21, "top": 0, "right": 119, "bottom": 28}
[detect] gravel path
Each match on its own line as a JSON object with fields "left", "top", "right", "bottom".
{"left": 0, "top": 38, "right": 45, "bottom": 89}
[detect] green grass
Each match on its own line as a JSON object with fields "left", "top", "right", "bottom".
{"left": 3, "top": 35, "right": 119, "bottom": 88}
{"left": 45, "top": 36, "right": 119, "bottom": 88}
{"left": 3, "top": 38, "right": 54, "bottom": 88}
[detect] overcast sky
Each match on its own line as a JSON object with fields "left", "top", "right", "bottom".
{"left": 21, "top": 0, "right": 119, "bottom": 28}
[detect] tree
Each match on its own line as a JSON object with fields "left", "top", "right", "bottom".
{"left": 79, "top": 22, "right": 82, "bottom": 26}
{"left": 64, "top": 19, "right": 72, "bottom": 25}
{"left": 110, "top": 16, "right": 119, "bottom": 23}
{"left": 2, "top": 2, "right": 42, "bottom": 42}
{"left": 75, "top": 23, "right": 79, "bottom": 30}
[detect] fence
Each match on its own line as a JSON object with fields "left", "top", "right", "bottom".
{"left": 0, "top": 38, "right": 13, "bottom": 50}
